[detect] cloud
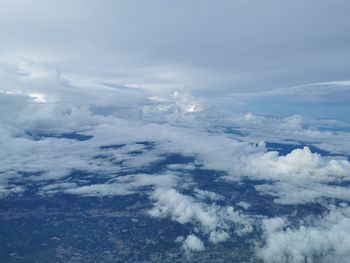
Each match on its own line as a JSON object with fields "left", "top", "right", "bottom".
{"left": 257, "top": 204, "right": 350, "bottom": 263}
{"left": 239, "top": 147, "right": 350, "bottom": 204}
{"left": 247, "top": 147, "right": 350, "bottom": 181}
{"left": 1, "top": 73, "right": 349, "bottom": 208}
{"left": 0, "top": 185, "right": 24, "bottom": 198}
{"left": 181, "top": 234, "right": 205, "bottom": 252}
{"left": 1, "top": 76, "right": 349, "bottom": 208}
{"left": 39, "top": 173, "right": 178, "bottom": 197}
{"left": 148, "top": 188, "right": 253, "bottom": 244}
{"left": 255, "top": 181, "right": 350, "bottom": 205}
{"left": 64, "top": 183, "right": 132, "bottom": 197}
{"left": 194, "top": 188, "right": 223, "bottom": 201}
{"left": 1, "top": 1, "right": 350, "bottom": 97}
{"left": 0, "top": 59, "right": 349, "bottom": 259}
{"left": 237, "top": 201, "right": 251, "bottom": 210}
{"left": 224, "top": 112, "right": 350, "bottom": 155}
{"left": 0, "top": 3, "right": 350, "bottom": 260}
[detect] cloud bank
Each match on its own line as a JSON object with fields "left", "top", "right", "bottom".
{"left": 0, "top": 2, "right": 350, "bottom": 259}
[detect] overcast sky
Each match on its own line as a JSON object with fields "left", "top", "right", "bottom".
{"left": 1, "top": 0, "right": 350, "bottom": 118}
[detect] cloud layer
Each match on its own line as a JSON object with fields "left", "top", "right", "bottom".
{"left": 0, "top": 18, "right": 350, "bottom": 260}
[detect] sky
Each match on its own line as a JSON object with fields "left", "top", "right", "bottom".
{"left": 1, "top": 2, "right": 350, "bottom": 261}
{"left": 1, "top": 0, "right": 350, "bottom": 112}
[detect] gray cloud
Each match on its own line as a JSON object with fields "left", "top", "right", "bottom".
{"left": 1, "top": 0, "right": 349, "bottom": 95}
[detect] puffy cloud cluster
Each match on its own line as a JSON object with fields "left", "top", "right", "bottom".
{"left": 244, "top": 147, "right": 350, "bottom": 204}
{"left": 244, "top": 146, "right": 350, "bottom": 181}
{"left": 257, "top": 204, "right": 350, "bottom": 263}
{"left": 148, "top": 188, "right": 253, "bottom": 244}
{"left": 176, "top": 234, "right": 205, "bottom": 253}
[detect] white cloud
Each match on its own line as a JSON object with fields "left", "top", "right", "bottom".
{"left": 209, "top": 229, "right": 230, "bottom": 244}
{"left": 241, "top": 147, "right": 350, "bottom": 204}
{"left": 0, "top": 185, "right": 24, "bottom": 198}
{"left": 182, "top": 234, "right": 205, "bottom": 252}
{"left": 255, "top": 182, "right": 350, "bottom": 205}
{"left": 64, "top": 183, "right": 132, "bottom": 197}
{"left": 1, "top": 78, "right": 349, "bottom": 207}
{"left": 28, "top": 93, "right": 47, "bottom": 103}
{"left": 257, "top": 204, "right": 350, "bottom": 263}
{"left": 58, "top": 174, "right": 178, "bottom": 197}
{"left": 237, "top": 201, "right": 251, "bottom": 210}
{"left": 148, "top": 188, "right": 252, "bottom": 244}
{"left": 279, "top": 115, "right": 304, "bottom": 130}
{"left": 224, "top": 112, "right": 350, "bottom": 156}
{"left": 246, "top": 147, "right": 350, "bottom": 182}
{"left": 1, "top": 79, "right": 349, "bottom": 208}
{"left": 194, "top": 188, "right": 223, "bottom": 201}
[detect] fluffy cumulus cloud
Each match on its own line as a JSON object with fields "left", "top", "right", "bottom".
{"left": 247, "top": 147, "right": 350, "bottom": 181}
{"left": 180, "top": 234, "right": 205, "bottom": 252}
{"left": 148, "top": 188, "right": 253, "bottom": 245}
{"left": 243, "top": 147, "right": 350, "bottom": 204}
{"left": 257, "top": 204, "right": 350, "bottom": 263}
